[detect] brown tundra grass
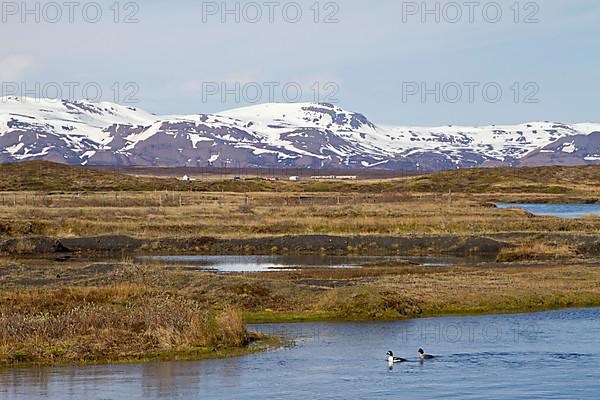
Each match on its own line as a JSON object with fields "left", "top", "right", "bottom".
{"left": 2, "top": 192, "right": 600, "bottom": 239}
{"left": 0, "top": 285, "right": 248, "bottom": 366}
{"left": 496, "top": 241, "right": 577, "bottom": 262}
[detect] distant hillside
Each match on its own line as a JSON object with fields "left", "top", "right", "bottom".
{"left": 0, "top": 161, "right": 181, "bottom": 191}
{"left": 399, "top": 165, "right": 600, "bottom": 194}
{"left": 0, "top": 161, "right": 299, "bottom": 192}
{"left": 0, "top": 161, "right": 598, "bottom": 195}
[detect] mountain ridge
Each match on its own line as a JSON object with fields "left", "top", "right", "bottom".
{"left": 1, "top": 97, "right": 599, "bottom": 170}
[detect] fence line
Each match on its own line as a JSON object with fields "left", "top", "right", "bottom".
{"left": 0, "top": 191, "right": 421, "bottom": 209}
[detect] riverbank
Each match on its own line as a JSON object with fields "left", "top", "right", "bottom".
{"left": 240, "top": 263, "right": 600, "bottom": 323}
{"left": 0, "top": 284, "right": 280, "bottom": 368}
{"left": 0, "top": 336, "right": 282, "bottom": 369}
{"left": 2, "top": 257, "right": 600, "bottom": 367}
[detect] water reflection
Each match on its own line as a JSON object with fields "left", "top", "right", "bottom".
{"left": 141, "top": 362, "right": 204, "bottom": 399}
{"left": 136, "top": 254, "right": 489, "bottom": 272}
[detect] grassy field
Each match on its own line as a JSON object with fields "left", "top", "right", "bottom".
{"left": 1, "top": 191, "right": 599, "bottom": 240}
{"left": 0, "top": 161, "right": 598, "bottom": 240}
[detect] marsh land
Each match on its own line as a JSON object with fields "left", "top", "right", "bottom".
{"left": 1, "top": 161, "right": 599, "bottom": 367}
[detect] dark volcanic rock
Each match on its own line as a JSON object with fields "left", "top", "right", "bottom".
{"left": 60, "top": 236, "right": 144, "bottom": 252}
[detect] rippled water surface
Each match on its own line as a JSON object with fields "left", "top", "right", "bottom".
{"left": 2, "top": 308, "right": 600, "bottom": 399}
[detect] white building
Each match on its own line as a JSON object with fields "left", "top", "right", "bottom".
{"left": 310, "top": 175, "right": 357, "bottom": 181}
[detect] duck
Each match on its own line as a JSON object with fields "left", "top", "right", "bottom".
{"left": 386, "top": 351, "right": 407, "bottom": 363}
{"left": 418, "top": 348, "right": 434, "bottom": 359}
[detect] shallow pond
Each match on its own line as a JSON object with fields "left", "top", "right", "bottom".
{"left": 136, "top": 254, "right": 488, "bottom": 272}
{"left": 2, "top": 308, "right": 599, "bottom": 399}
{"left": 497, "top": 203, "right": 600, "bottom": 218}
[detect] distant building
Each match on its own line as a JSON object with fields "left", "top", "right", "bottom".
{"left": 310, "top": 175, "right": 357, "bottom": 181}
{"left": 289, "top": 176, "right": 300, "bottom": 181}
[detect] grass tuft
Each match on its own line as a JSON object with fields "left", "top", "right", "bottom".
{"left": 496, "top": 241, "right": 576, "bottom": 262}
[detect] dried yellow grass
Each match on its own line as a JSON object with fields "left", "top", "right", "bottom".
{"left": 0, "top": 285, "right": 248, "bottom": 366}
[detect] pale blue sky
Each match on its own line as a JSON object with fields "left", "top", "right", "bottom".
{"left": 1, "top": 0, "right": 599, "bottom": 125}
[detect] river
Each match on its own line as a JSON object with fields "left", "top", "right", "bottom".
{"left": 2, "top": 308, "right": 599, "bottom": 399}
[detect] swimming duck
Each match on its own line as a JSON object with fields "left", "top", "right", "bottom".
{"left": 386, "top": 351, "right": 407, "bottom": 363}
{"left": 418, "top": 348, "right": 434, "bottom": 359}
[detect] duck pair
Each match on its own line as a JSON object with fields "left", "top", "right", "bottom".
{"left": 386, "top": 349, "right": 434, "bottom": 363}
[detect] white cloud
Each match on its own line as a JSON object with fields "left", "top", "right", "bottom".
{"left": 0, "top": 55, "right": 33, "bottom": 81}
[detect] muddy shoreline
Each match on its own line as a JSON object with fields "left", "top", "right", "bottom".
{"left": 2, "top": 233, "right": 599, "bottom": 259}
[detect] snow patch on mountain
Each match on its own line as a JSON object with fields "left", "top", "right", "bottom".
{"left": 561, "top": 142, "right": 577, "bottom": 153}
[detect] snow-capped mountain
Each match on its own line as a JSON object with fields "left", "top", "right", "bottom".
{"left": 1, "top": 97, "right": 599, "bottom": 170}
